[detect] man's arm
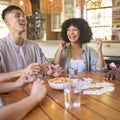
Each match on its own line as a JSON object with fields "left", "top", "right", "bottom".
{"left": 0, "top": 82, "right": 20, "bottom": 93}
{"left": 0, "top": 63, "right": 42, "bottom": 82}
{"left": 0, "top": 73, "right": 35, "bottom": 93}
{"left": 0, "top": 79, "right": 46, "bottom": 120}
{"left": 0, "top": 71, "right": 21, "bottom": 82}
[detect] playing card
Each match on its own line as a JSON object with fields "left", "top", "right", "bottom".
{"left": 40, "top": 64, "right": 49, "bottom": 74}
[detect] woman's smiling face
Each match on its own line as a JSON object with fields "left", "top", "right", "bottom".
{"left": 67, "top": 25, "right": 80, "bottom": 43}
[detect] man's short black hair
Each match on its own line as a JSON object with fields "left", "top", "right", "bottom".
{"left": 2, "top": 5, "right": 23, "bottom": 20}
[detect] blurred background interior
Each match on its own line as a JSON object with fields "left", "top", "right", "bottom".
{"left": 0, "top": 0, "right": 119, "bottom": 41}
{"left": 0, "top": 0, "right": 120, "bottom": 66}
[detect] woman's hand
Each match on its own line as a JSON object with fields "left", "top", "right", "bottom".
{"left": 96, "top": 38, "right": 102, "bottom": 50}
{"left": 58, "top": 40, "right": 67, "bottom": 51}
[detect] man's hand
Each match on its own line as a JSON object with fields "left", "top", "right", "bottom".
{"left": 15, "top": 72, "right": 36, "bottom": 88}
{"left": 104, "top": 67, "right": 120, "bottom": 80}
{"left": 104, "top": 71, "right": 114, "bottom": 80}
{"left": 23, "top": 63, "right": 41, "bottom": 75}
{"left": 23, "top": 63, "right": 49, "bottom": 75}
{"left": 47, "top": 64, "right": 63, "bottom": 77}
{"left": 39, "top": 64, "right": 49, "bottom": 74}
{"left": 30, "top": 79, "right": 46, "bottom": 102}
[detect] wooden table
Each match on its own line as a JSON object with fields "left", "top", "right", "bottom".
{"left": 1, "top": 72, "right": 120, "bottom": 120}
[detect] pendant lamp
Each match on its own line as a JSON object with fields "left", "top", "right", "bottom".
{"left": 40, "top": 0, "right": 62, "bottom": 14}
{"left": 11, "top": 0, "right": 32, "bottom": 16}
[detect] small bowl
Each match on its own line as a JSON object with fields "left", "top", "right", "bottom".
{"left": 48, "top": 77, "right": 71, "bottom": 90}
{"left": 48, "top": 80, "right": 64, "bottom": 90}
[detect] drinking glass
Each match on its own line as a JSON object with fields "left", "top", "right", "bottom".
{"left": 69, "top": 64, "right": 78, "bottom": 79}
{"left": 64, "top": 80, "right": 81, "bottom": 108}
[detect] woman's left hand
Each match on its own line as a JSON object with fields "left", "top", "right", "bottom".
{"left": 96, "top": 38, "right": 102, "bottom": 50}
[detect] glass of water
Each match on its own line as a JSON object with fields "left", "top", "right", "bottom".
{"left": 64, "top": 80, "right": 81, "bottom": 108}
{"left": 69, "top": 64, "right": 78, "bottom": 79}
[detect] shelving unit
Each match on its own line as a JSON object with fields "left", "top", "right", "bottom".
{"left": 27, "top": 11, "right": 46, "bottom": 40}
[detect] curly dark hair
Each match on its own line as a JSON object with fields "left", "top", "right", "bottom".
{"left": 2, "top": 5, "right": 23, "bottom": 20}
{"left": 61, "top": 18, "right": 92, "bottom": 43}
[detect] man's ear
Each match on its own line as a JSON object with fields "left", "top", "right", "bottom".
{"left": 4, "top": 19, "right": 9, "bottom": 26}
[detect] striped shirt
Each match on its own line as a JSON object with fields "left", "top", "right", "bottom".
{"left": 0, "top": 36, "right": 49, "bottom": 72}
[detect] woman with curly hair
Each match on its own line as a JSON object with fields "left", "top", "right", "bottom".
{"left": 54, "top": 18, "right": 107, "bottom": 73}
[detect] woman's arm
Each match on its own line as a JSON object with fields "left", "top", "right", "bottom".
{"left": 97, "top": 48, "right": 106, "bottom": 68}
{"left": 96, "top": 38, "right": 106, "bottom": 68}
{"left": 54, "top": 41, "right": 66, "bottom": 65}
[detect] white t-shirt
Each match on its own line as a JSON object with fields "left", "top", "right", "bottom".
{"left": 70, "top": 59, "right": 86, "bottom": 73}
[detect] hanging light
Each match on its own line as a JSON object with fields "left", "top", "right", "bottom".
{"left": 76, "top": 0, "right": 86, "bottom": 9}
{"left": 40, "top": 0, "right": 62, "bottom": 14}
{"left": 11, "top": 0, "right": 32, "bottom": 16}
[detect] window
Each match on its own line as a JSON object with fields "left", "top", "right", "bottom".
{"left": 86, "top": 0, "right": 112, "bottom": 40}
{"left": 0, "top": 4, "right": 9, "bottom": 38}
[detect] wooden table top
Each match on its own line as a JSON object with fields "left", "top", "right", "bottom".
{"left": 1, "top": 71, "right": 120, "bottom": 120}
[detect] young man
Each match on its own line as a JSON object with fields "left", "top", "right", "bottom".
{"left": 0, "top": 5, "right": 62, "bottom": 81}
